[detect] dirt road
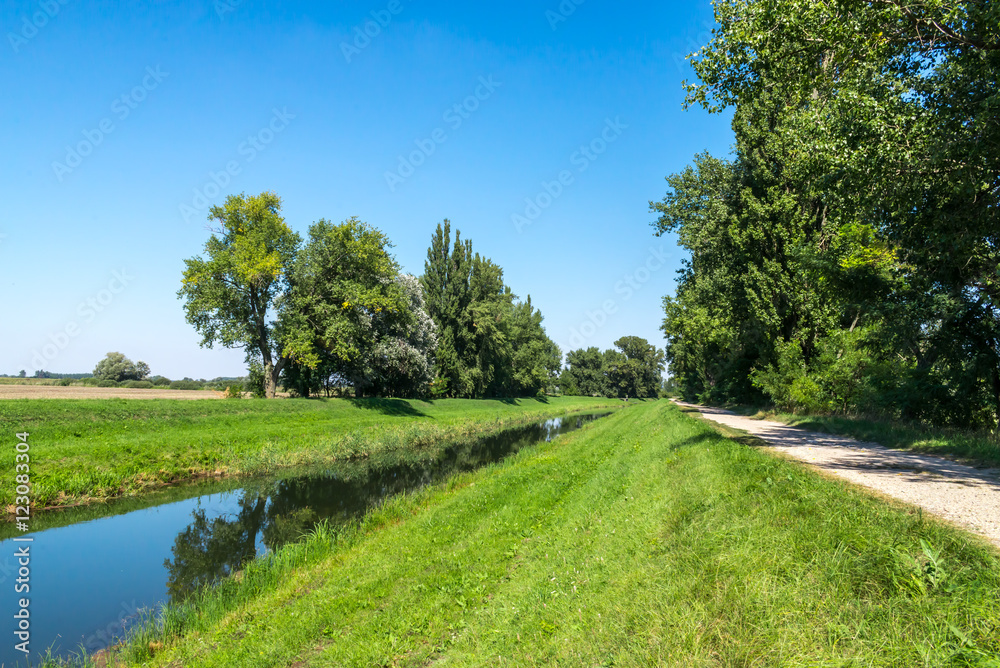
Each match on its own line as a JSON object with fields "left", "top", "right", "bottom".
{"left": 677, "top": 401, "right": 1000, "bottom": 548}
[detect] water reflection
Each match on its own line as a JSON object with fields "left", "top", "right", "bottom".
{"left": 164, "top": 413, "right": 609, "bottom": 602}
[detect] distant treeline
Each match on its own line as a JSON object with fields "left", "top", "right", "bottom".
{"left": 657, "top": 0, "right": 998, "bottom": 428}
{"left": 560, "top": 337, "right": 665, "bottom": 399}
{"left": 10, "top": 373, "right": 248, "bottom": 391}
{"left": 0, "top": 372, "right": 92, "bottom": 379}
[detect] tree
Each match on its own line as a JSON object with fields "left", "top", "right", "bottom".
{"left": 17, "top": 370, "right": 25, "bottom": 378}
{"left": 93, "top": 352, "right": 150, "bottom": 383}
{"left": 179, "top": 192, "right": 300, "bottom": 398}
{"left": 280, "top": 218, "right": 413, "bottom": 397}
{"left": 604, "top": 337, "right": 665, "bottom": 399}
{"left": 660, "top": 0, "right": 999, "bottom": 427}
{"left": 507, "top": 296, "right": 562, "bottom": 396}
{"left": 420, "top": 220, "right": 474, "bottom": 397}
{"left": 362, "top": 274, "right": 438, "bottom": 398}
{"left": 562, "top": 347, "right": 608, "bottom": 396}
{"left": 420, "top": 223, "right": 563, "bottom": 399}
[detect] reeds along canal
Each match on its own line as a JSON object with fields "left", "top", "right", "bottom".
{"left": 0, "top": 411, "right": 612, "bottom": 666}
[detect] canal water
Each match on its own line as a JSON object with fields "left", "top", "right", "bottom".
{"left": 0, "top": 412, "right": 611, "bottom": 666}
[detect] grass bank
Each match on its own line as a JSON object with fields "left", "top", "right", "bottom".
{"left": 109, "top": 400, "right": 999, "bottom": 667}
{"left": 0, "top": 396, "right": 618, "bottom": 509}
{"left": 733, "top": 407, "right": 1000, "bottom": 468}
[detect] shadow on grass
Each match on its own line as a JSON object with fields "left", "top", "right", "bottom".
{"left": 347, "top": 398, "right": 430, "bottom": 418}
{"left": 483, "top": 396, "right": 550, "bottom": 405}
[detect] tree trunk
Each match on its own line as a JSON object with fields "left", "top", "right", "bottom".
{"left": 264, "top": 364, "right": 277, "bottom": 398}
{"left": 264, "top": 356, "right": 287, "bottom": 399}
{"left": 992, "top": 360, "right": 1000, "bottom": 432}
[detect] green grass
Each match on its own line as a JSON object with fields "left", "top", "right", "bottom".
{"left": 107, "top": 400, "right": 999, "bottom": 667}
{"left": 0, "top": 396, "right": 619, "bottom": 508}
{"left": 736, "top": 408, "right": 1000, "bottom": 468}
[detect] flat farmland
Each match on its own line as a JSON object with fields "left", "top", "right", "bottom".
{"left": 0, "top": 385, "right": 223, "bottom": 400}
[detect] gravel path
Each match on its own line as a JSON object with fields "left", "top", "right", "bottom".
{"left": 676, "top": 401, "right": 1000, "bottom": 548}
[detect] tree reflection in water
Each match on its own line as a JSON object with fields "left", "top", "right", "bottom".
{"left": 164, "top": 413, "right": 610, "bottom": 601}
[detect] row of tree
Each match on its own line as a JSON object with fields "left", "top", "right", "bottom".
{"left": 422, "top": 220, "right": 561, "bottom": 398}
{"left": 179, "top": 193, "right": 563, "bottom": 399}
{"left": 658, "top": 0, "right": 998, "bottom": 428}
{"left": 560, "top": 337, "right": 666, "bottom": 399}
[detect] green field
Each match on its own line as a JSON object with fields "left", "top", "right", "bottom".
{"left": 111, "top": 400, "right": 999, "bottom": 667}
{"left": 0, "top": 396, "right": 619, "bottom": 508}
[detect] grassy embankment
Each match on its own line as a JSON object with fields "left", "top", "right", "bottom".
{"left": 729, "top": 406, "right": 1000, "bottom": 468}
{"left": 0, "top": 396, "right": 618, "bottom": 509}
{"left": 109, "top": 400, "right": 999, "bottom": 667}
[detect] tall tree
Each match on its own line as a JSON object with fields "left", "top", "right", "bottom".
{"left": 661, "top": 0, "right": 999, "bottom": 426}
{"left": 562, "top": 347, "right": 609, "bottom": 397}
{"left": 281, "top": 217, "right": 412, "bottom": 396}
{"left": 420, "top": 222, "right": 561, "bottom": 398}
{"left": 421, "top": 220, "right": 473, "bottom": 397}
{"left": 508, "top": 296, "right": 563, "bottom": 396}
{"left": 361, "top": 274, "right": 439, "bottom": 398}
{"left": 178, "top": 192, "right": 300, "bottom": 398}
{"left": 605, "top": 336, "right": 666, "bottom": 399}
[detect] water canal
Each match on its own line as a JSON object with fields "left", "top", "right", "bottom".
{"left": 0, "top": 411, "right": 611, "bottom": 666}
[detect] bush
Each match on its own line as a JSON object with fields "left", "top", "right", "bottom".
{"left": 223, "top": 384, "right": 244, "bottom": 399}
{"left": 97, "top": 380, "right": 119, "bottom": 388}
{"left": 58, "top": 378, "right": 73, "bottom": 387}
{"left": 150, "top": 376, "right": 172, "bottom": 387}
{"left": 169, "top": 380, "right": 204, "bottom": 391}
{"left": 429, "top": 377, "right": 450, "bottom": 399}
{"left": 123, "top": 380, "right": 154, "bottom": 389}
{"left": 247, "top": 362, "right": 267, "bottom": 399}
{"left": 80, "top": 377, "right": 99, "bottom": 386}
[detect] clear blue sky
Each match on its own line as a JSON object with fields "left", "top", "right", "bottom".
{"left": 1, "top": 0, "right": 732, "bottom": 379}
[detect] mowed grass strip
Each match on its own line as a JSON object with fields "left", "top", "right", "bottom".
{"left": 119, "top": 401, "right": 1000, "bottom": 667}
{"left": 0, "top": 396, "right": 618, "bottom": 508}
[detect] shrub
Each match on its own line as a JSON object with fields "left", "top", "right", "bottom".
{"left": 150, "top": 376, "right": 172, "bottom": 387}
{"left": 97, "top": 380, "right": 119, "bottom": 388}
{"left": 169, "top": 380, "right": 203, "bottom": 391}
{"left": 124, "top": 380, "right": 154, "bottom": 389}
{"left": 58, "top": 378, "right": 73, "bottom": 387}
{"left": 80, "top": 377, "right": 99, "bottom": 386}
{"left": 247, "top": 362, "right": 267, "bottom": 399}
{"left": 223, "top": 384, "right": 244, "bottom": 399}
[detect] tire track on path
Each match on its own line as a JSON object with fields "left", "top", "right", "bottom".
{"left": 675, "top": 401, "right": 1000, "bottom": 549}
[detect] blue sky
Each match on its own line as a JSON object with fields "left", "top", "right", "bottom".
{"left": 1, "top": 0, "right": 731, "bottom": 379}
